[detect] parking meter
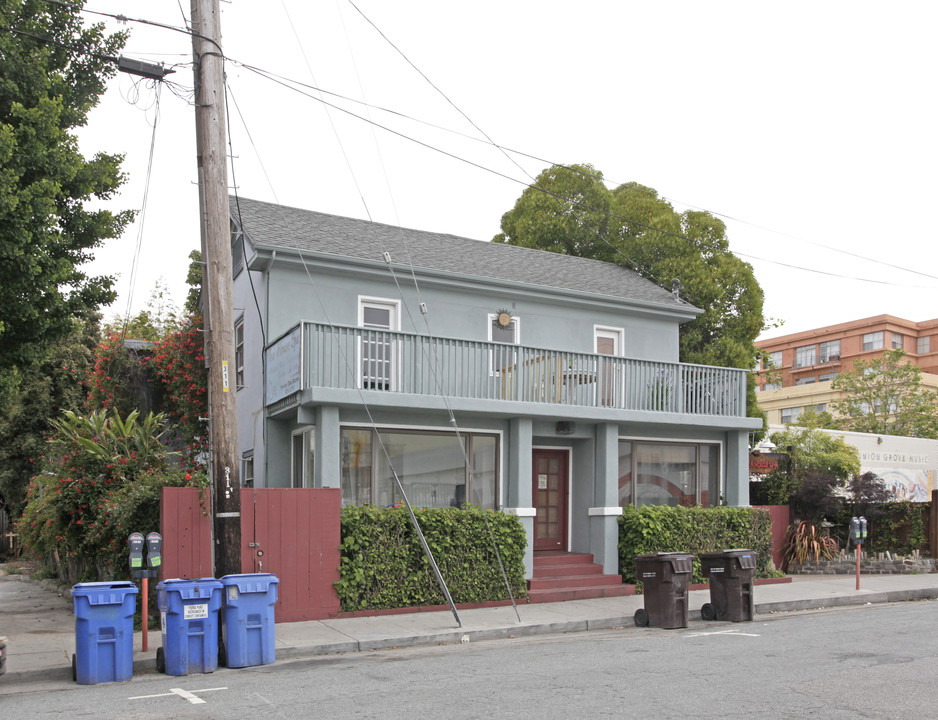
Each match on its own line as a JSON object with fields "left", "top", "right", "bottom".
{"left": 128, "top": 532, "right": 145, "bottom": 571}
{"left": 145, "top": 532, "right": 162, "bottom": 570}
{"left": 859, "top": 516, "right": 868, "bottom": 544}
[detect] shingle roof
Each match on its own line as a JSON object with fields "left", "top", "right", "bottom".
{"left": 231, "top": 196, "right": 692, "bottom": 310}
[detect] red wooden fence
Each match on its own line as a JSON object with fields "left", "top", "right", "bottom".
{"left": 160, "top": 487, "right": 342, "bottom": 622}
{"left": 753, "top": 504, "right": 790, "bottom": 571}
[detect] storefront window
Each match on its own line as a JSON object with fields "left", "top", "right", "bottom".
{"left": 340, "top": 428, "right": 498, "bottom": 509}
{"left": 618, "top": 440, "right": 721, "bottom": 507}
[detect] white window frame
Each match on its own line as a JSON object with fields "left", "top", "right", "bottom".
{"left": 488, "top": 313, "right": 520, "bottom": 376}
{"left": 863, "top": 331, "right": 884, "bottom": 351}
{"left": 291, "top": 429, "right": 315, "bottom": 489}
{"left": 235, "top": 317, "right": 245, "bottom": 389}
{"left": 358, "top": 296, "right": 400, "bottom": 390}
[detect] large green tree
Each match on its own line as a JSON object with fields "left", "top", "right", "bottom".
{"left": 0, "top": 315, "right": 99, "bottom": 515}
{"left": 495, "top": 164, "right": 766, "bottom": 422}
{"left": 0, "top": 0, "right": 132, "bottom": 388}
{"left": 831, "top": 349, "right": 938, "bottom": 439}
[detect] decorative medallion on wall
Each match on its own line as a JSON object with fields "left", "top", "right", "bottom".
{"left": 495, "top": 309, "right": 513, "bottom": 328}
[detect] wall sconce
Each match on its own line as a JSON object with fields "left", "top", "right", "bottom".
{"left": 556, "top": 421, "right": 575, "bottom": 435}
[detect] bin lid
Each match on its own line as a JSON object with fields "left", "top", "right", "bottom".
{"left": 72, "top": 581, "right": 138, "bottom": 604}
{"left": 634, "top": 552, "right": 693, "bottom": 573}
{"left": 220, "top": 573, "right": 279, "bottom": 593}
{"left": 156, "top": 577, "right": 223, "bottom": 600}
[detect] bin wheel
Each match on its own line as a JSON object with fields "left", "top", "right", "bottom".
{"left": 71, "top": 653, "right": 77, "bottom": 682}
{"left": 701, "top": 603, "right": 716, "bottom": 621}
{"left": 634, "top": 608, "right": 649, "bottom": 627}
{"left": 156, "top": 646, "right": 165, "bottom": 674}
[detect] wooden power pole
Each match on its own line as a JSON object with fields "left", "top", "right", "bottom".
{"left": 191, "top": 0, "right": 241, "bottom": 577}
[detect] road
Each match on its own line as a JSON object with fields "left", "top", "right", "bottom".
{"left": 3, "top": 600, "right": 934, "bottom": 719}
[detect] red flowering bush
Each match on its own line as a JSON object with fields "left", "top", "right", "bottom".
{"left": 86, "top": 331, "right": 146, "bottom": 416}
{"left": 17, "top": 409, "right": 207, "bottom": 582}
{"left": 148, "top": 315, "right": 208, "bottom": 466}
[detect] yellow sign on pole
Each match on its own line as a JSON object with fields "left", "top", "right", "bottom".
{"left": 222, "top": 360, "right": 230, "bottom": 392}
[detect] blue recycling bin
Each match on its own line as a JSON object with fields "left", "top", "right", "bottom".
{"left": 72, "top": 581, "right": 138, "bottom": 685}
{"left": 219, "top": 573, "right": 279, "bottom": 668}
{"left": 157, "top": 578, "right": 223, "bottom": 676}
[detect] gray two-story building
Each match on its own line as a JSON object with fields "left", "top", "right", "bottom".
{"left": 230, "top": 196, "right": 761, "bottom": 580}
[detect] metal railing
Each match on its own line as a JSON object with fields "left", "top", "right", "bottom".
{"left": 294, "top": 322, "right": 746, "bottom": 417}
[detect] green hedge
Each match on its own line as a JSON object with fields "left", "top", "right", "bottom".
{"left": 832, "top": 502, "right": 927, "bottom": 555}
{"left": 618, "top": 506, "right": 776, "bottom": 585}
{"left": 335, "top": 505, "right": 528, "bottom": 611}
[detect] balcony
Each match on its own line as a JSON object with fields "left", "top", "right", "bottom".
{"left": 266, "top": 322, "right": 748, "bottom": 418}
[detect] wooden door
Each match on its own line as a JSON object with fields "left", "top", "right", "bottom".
{"left": 533, "top": 449, "right": 568, "bottom": 551}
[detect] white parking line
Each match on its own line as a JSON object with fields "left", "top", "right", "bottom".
{"left": 129, "top": 687, "right": 228, "bottom": 705}
{"left": 686, "top": 629, "right": 761, "bottom": 638}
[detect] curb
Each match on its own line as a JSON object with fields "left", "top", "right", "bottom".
{"left": 3, "top": 588, "right": 935, "bottom": 687}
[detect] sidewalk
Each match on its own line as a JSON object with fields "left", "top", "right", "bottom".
{"left": 3, "top": 567, "right": 938, "bottom": 687}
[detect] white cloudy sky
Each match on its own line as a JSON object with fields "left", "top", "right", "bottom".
{"left": 76, "top": 1, "right": 938, "bottom": 340}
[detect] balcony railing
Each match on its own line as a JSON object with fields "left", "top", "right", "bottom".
{"left": 272, "top": 322, "right": 747, "bottom": 417}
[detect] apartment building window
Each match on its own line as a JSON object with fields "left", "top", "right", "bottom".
{"left": 762, "top": 382, "right": 781, "bottom": 391}
{"left": 764, "top": 350, "right": 783, "bottom": 369}
{"left": 794, "top": 345, "right": 816, "bottom": 368}
{"left": 781, "top": 407, "right": 802, "bottom": 424}
{"left": 795, "top": 376, "right": 816, "bottom": 385}
{"left": 818, "top": 372, "right": 838, "bottom": 382}
{"left": 918, "top": 336, "right": 931, "bottom": 354}
{"left": 863, "top": 332, "right": 883, "bottom": 351}
{"left": 892, "top": 333, "right": 906, "bottom": 350}
{"left": 818, "top": 340, "right": 840, "bottom": 363}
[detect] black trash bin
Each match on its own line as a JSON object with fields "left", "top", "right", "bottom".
{"left": 699, "top": 549, "right": 758, "bottom": 622}
{"left": 634, "top": 552, "right": 693, "bottom": 629}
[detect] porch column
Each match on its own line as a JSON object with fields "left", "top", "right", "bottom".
{"left": 505, "top": 417, "right": 535, "bottom": 578}
{"left": 724, "top": 429, "right": 750, "bottom": 507}
{"left": 315, "top": 406, "right": 341, "bottom": 489}
{"left": 589, "top": 422, "right": 622, "bottom": 575}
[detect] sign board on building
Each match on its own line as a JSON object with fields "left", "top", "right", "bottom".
{"left": 265, "top": 325, "right": 302, "bottom": 404}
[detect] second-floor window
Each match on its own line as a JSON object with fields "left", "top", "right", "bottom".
{"left": 919, "top": 336, "right": 931, "bottom": 354}
{"left": 892, "top": 333, "right": 905, "bottom": 350}
{"left": 794, "top": 344, "right": 816, "bottom": 368}
{"left": 489, "top": 313, "right": 519, "bottom": 375}
{"left": 360, "top": 297, "right": 400, "bottom": 390}
{"left": 795, "top": 376, "right": 815, "bottom": 385}
{"left": 235, "top": 319, "right": 245, "bottom": 389}
{"left": 863, "top": 331, "right": 884, "bottom": 351}
{"left": 818, "top": 340, "right": 840, "bottom": 363}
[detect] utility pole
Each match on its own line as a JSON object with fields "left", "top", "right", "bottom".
{"left": 191, "top": 0, "right": 241, "bottom": 577}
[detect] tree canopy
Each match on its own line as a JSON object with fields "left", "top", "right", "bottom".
{"left": 831, "top": 349, "right": 938, "bottom": 439}
{"left": 0, "top": 0, "right": 132, "bottom": 385}
{"left": 494, "top": 164, "right": 766, "bottom": 422}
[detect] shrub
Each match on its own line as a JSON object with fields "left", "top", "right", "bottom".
{"left": 336, "top": 505, "right": 527, "bottom": 611}
{"left": 618, "top": 505, "right": 775, "bottom": 584}
{"left": 17, "top": 409, "right": 206, "bottom": 582}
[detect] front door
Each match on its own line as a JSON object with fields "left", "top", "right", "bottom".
{"left": 532, "top": 449, "right": 568, "bottom": 551}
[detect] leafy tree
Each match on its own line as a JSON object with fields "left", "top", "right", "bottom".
{"left": 831, "top": 349, "right": 938, "bottom": 439}
{"left": 757, "top": 425, "right": 860, "bottom": 512}
{"left": 103, "top": 279, "right": 181, "bottom": 342}
{"left": 0, "top": 315, "right": 98, "bottom": 515}
{"left": 494, "top": 164, "right": 766, "bottom": 423}
{"left": 0, "top": 0, "right": 132, "bottom": 387}
{"left": 184, "top": 249, "right": 203, "bottom": 316}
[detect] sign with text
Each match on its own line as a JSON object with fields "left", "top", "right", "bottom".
{"left": 265, "top": 325, "right": 302, "bottom": 404}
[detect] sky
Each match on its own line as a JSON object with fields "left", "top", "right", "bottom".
{"left": 75, "top": 1, "right": 938, "bottom": 340}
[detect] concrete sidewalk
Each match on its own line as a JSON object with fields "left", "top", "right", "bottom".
{"left": 2, "top": 568, "right": 937, "bottom": 688}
